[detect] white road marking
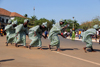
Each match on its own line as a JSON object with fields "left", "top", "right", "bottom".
{"left": 53, "top": 51, "right": 100, "bottom": 66}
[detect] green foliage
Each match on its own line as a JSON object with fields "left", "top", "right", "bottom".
{"left": 14, "top": 17, "right": 25, "bottom": 25}
{"left": 13, "top": 15, "right": 80, "bottom": 32}
{"left": 28, "top": 16, "right": 55, "bottom": 31}
{"left": 62, "top": 19, "right": 80, "bottom": 32}
{"left": 80, "top": 16, "right": 100, "bottom": 31}
{"left": 24, "top": 14, "right": 28, "bottom": 17}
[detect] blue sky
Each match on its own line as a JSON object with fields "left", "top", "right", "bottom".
{"left": 0, "top": 0, "right": 100, "bottom": 24}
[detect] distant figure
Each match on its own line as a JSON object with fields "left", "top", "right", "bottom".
{"left": 95, "top": 30, "right": 98, "bottom": 42}
{"left": 63, "top": 30, "right": 67, "bottom": 38}
{"left": 44, "top": 30, "right": 48, "bottom": 38}
{"left": 70, "top": 31, "right": 72, "bottom": 38}
{"left": 0, "top": 28, "right": 3, "bottom": 36}
{"left": 78, "top": 29, "right": 81, "bottom": 39}
{"left": 81, "top": 25, "right": 99, "bottom": 53}
{"left": 97, "top": 29, "right": 100, "bottom": 44}
{"left": 75, "top": 32, "right": 78, "bottom": 37}
{"left": 72, "top": 28, "right": 75, "bottom": 40}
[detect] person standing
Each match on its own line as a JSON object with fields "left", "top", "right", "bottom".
{"left": 72, "top": 28, "right": 75, "bottom": 40}
{"left": 28, "top": 22, "right": 47, "bottom": 50}
{"left": 78, "top": 29, "right": 81, "bottom": 39}
{"left": 15, "top": 19, "right": 29, "bottom": 48}
{"left": 0, "top": 28, "right": 3, "bottom": 36}
{"left": 70, "top": 30, "right": 72, "bottom": 38}
{"left": 44, "top": 30, "right": 48, "bottom": 38}
{"left": 81, "top": 25, "right": 99, "bottom": 53}
{"left": 63, "top": 30, "right": 67, "bottom": 38}
{"left": 48, "top": 20, "right": 68, "bottom": 51}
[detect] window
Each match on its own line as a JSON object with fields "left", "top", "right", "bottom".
{"left": 0, "top": 17, "right": 1, "bottom": 22}
{"left": 1, "top": 18, "right": 4, "bottom": 23}
{"left": 6, "top": 19, "right": 8, "bottom": 23}
{"left": 1, "top": 24, "right": 5, "bottom": 29}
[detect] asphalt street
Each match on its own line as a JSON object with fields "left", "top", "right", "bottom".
{"left": 0, "top": 36, "right": 100, "bottom": 67}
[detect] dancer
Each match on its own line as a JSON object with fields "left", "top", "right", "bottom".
{"left": 4, "top": 19, "right": 12, "bottom": 46}
{"left": 48, "top": 20, "right": 68, "bottom": 51}
{"left": 6, "top": 20, "right": 17, "bottom": 46}
{"left": 28, "top": 22, "right": 47, "bottom": 50}
{"left": 72, "top": 28, "right": 75, "bottom": 40}
{"left": 81, "top": 25, "right": 99, "bottom": 53}
{"left": 15, "top": 19, "right": 29, "bottom": 48}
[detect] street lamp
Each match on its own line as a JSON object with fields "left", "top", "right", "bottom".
{"left": 73, "top": 17, "right": 74, "bottom": 30}
{"left": 33, "top": 7, "right": 35, "bottom": 16}
{"left": 72, "top": 17, "right": 75, "bottom": 40}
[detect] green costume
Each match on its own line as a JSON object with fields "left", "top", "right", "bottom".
{"left": 48, "top": 22, "right": 62, "bottom": 48}
{"left": 29, "top": 22, "right": 47, "bottom": 47}
{"left": 15, "top": 19, "right": 29, "bottom": 46}
{"left": 5, "top": 19, "right": 12, "bottom": 42}
{"left": 5, "top": 20, "right": 17, "bottom": 43}
{"left": 72, "top": 31, "right": 75, "bottom": 40}
{"left": 81, "top": 25, "right": 99, "bottom": 48}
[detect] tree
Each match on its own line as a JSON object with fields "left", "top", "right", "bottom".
{"left": 24, "top": 14, "right": 28, "bottom": 17}
{"left": 50, "top": 19, "right": 56, "bottom": 24}
{"left": 62, "top": 19, "right": 80, "bottom": 32}
{"left": 80, "top": 16, "right": 100, "bottom": 30}
{"left": 27, "top": 16, "right": 38, "bottom": 28}
{"left": 14, "top": 17, "right": 25, "bottom": 25}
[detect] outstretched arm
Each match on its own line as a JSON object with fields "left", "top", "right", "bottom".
{"left": 34, "top": 31, "right": 37, "bottom": 36}
{"left": 62, "top": 24, "right": 69, "bottom": 29}
{"left": 15, "top": 32, "right": 19, "bottom": 37}
{"left": 42, "top": 34, "right": 46, "bottom": 39}
{"left": 58, "top": 33, "right": 65, "bottom": 38}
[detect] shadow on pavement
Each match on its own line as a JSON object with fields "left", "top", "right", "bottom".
{"left": 0, "top": 59, "right": 15, "bottom": 62}
{"left": 60, "top": 48, "right": 79, "bottom": 51}
{"left": 87, "top": 49, "right": 100, "bottom": 52}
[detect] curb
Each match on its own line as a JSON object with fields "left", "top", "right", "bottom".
{"left": 66, "top": 37, "right": 99, "bottom": 43}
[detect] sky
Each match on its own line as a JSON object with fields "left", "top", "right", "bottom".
{"left": 0, "top": 0, "right": 100, "bottom": 24}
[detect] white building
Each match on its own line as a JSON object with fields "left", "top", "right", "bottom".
{"left": 0, "top": 8, "right": 26, "bottom": 29}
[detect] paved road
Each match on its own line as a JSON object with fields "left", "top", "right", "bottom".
{"left": 0, "top": 36, "right": 100, "bottom": 67}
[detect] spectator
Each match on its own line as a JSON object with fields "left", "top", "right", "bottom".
{"left": 44, "top": 30, "right": 48, "bottom": 38}
{"left": 70, "top": 31, "right": 72, "bottom": 38}
{"left": 78, "top": 29, "right": 81, "bottom": 39}
{"left": 0, "top": 28, "right": 3, "bottom": 36}
{"left": 63, "top": 30, "right": 67, "bottom": 38}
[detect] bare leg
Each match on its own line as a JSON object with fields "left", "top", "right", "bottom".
{"left": 49, "top": 44, "right": 51, "bottom": 50}
{"left": 57, "top": 48, "right": 61, "bottom": 51}
{"left": 15, "top": 43, "right": 18, "bottom": 47}
{"left": 23, "top": 46, "right": 27, "bottom": 48}
{"left": 91, "top": 47, "right": 96, "bottom": 52}
{"left": 40, "top": 47, "right": 43, "bottom": 50}
{"left": 99, "top": 39, "right": 100, "bottom": 44}
{"left": 11, "top": 43, "right": 12, "bottom": 45}
{"left": 6, "top": 42, "right": 8, "bottom": 46}
{"left": 28, "top": 45, "right": 31, "bottom": 49}
{"left": 83, "top": 47, "right": 87, "bottom": 53}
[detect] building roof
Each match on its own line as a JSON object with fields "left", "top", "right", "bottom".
{"left": 0, "top": 8, "right": 26, "bottom": 18}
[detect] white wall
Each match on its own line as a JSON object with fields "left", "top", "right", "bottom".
{"left": 0, "top": 16, "right": 10, "bottom": 23}
{"left": 0, "top": 16, "right": 15, "bottom": 23}
{"left": 10, "top": 17, "right": 15, "bottom": 20}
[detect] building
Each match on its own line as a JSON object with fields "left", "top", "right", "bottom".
{"left": 0, "top": 8, "right": 26, "bottom": 29}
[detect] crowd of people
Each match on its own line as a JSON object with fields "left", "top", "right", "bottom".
{"left": 2, "top": 19, "right": 100, "bottom": 52}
